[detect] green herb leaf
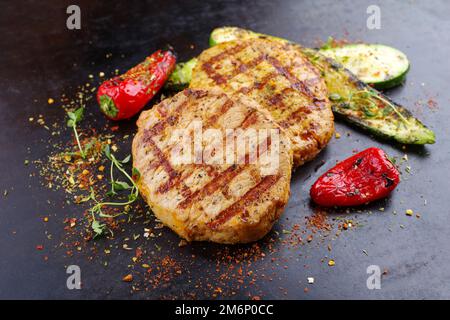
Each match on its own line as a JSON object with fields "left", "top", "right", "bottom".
{"left": 128, "top": 192, "right": 138, "bottom": 202}
{"left": 113, "top": 180, "right": 133, "bottom": 191}
{"left": 73, "top": 107, "right": 84, "bottom": 122}
{"left": 92, "top": 220, "right": 106, "bottom": 238}
{"left": 106, "top": 189, "right": 117, "bottom": 197}
{"left": 121, "top": 155, "right": 131, "bottom": 164}
{"left": 104, "top": 145, "right": 112, "bottom": 160}
{"left": 66, "top": 107, "right": 85, "bottom": 158}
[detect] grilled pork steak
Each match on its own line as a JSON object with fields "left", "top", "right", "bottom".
{"left": 190, "top": 38, "right": 334, "bottom": 167}
{"left": 132, "top": 89, "right": 292, "bottom": 243}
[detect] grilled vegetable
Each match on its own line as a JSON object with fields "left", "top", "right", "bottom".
{"left": 310, "top": 147, "right": 400, "bottom": 207}
{"left": 208, "top": 27, "right": 435, "bottom": 145}
{"left": 97, "top": 50, "right": 176, "bottom": 120}
{"left": 302, "top": 47, "right": 434, "bottom": 144}
{"left": 165, "top": 58, "right": 197, "bottom": 91}
{"left": 319, "top": 43, "right": 410, "bottom": 90}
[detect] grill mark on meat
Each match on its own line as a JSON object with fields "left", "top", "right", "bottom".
{"left": 202, "top": 63, "right": 227, "bottom": 85}
{"left": 201, "top": 43, "right": 317, "bottom": 113}
{"left": 156, "top": 98, "right": 235, "bottom": 195}
{"left": 140, "top": 98, "right": 190, "bottom": 178}
{"left": 208, "top": 42, "right": 250, "bottom": 64}
{"left": 304, "top": 76, "right": 322, "bottom": 88}
{"left": 279, "top": 105, "right": 314, "bottom": 128}
{"left": 145, "top": 137, "right": 178, "bottom": 183}
{"left": 201, "top": 42, "right": 250, "bottom": 85}
{"left": 143, "top": 98, "right": 189, "bottom": 141}
{"left": 230, "top": 54, "right": 266, "bottom": 79}
{"left": 255, "top": 72, "right": 278, "bottom": 90}
{"left": 206, "top": 174, "right": 281, "bottom": 230}
{"left": 175, "top": 111, "right": 266, "bottom": 209}
{"left": 203, "top": 98, "right": 234, "bottom": 128}
{"left": 178, "top": 165, "right": 240, "bottom": 209}
{"left": 183, "top": 88, "right": 210, "bottom": 99}
{"left": 240, "top": 109, "right": 259, "bottom": 127}
{"left": 268, "top": 93, "right": 286, "bottom": 110}
{"left": 203, "top": 53, "right": 266, "bottom": 86}
{"left": 265, "top": 56, "right": 316, "bottom": 100}
{"left": 201, "top": 42, "right": 318, "bottom": 110}
{"left": 177, "top": 135, "right": 272, "bottom": 210}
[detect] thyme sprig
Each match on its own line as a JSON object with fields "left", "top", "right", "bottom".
{"left": 87, "top": 145, "right": 141, "bottom": 238}
{"left": 66, "top": 107, "right": 85, "bottom": 158}
{"left": 350, "top": 90, "right": 409, "bottom": 123}
{"left": 330, "top": 89, "right": 409, "bottom": 124}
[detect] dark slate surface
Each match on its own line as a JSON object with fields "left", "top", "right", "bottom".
{"left": 0, "top": 0, "right": 449, "bottom": 299}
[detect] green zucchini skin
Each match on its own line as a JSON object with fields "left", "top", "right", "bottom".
{"left": 302, "top": 48, "right": 434, "bottom": 144}
{"left": 165, "top": 58, "right": 198, "bottom": 91}
{"left": 319, "top": 44, "right": 410, "bottom": 90}
{"left": 208, "top": 27, "right": 435, "bottom": 145}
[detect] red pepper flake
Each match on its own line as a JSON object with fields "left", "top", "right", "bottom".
{"left": 427, "top": 98, "right": 438, "bottom": 110}
{"left": 36, "top": 245, "right": 44, "bottom": 250}
{"left": 135, "top": 247, "right": 143, "bottom": 259}
{"left": 307, "top": 209, "right": 331, "bottom": 231}
{"left": 122, "top": 274, "right": 133, "bottom": 282}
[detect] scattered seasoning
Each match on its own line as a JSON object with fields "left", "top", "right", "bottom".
{"left": 47, "top": 98, "right": 54, "bottom": 104}
{"left": 29, "top": 50, "right": 414, "bottom": 300}
{"left": 178, "top": 239, "right": 188, "bottom": 247}
{"left": 122, "top": 274, "right": 133, "bottom": 282}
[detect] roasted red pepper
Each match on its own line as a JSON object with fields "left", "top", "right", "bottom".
{"left": 97, "top": 50, "right": 176, "bottom": 120}
{"left": 310, "top": 147, "right": 400, "bottom": 207}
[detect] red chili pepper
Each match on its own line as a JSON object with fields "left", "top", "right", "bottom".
{"left": 310, "top": 147, "right": 400, "bottom": 207}
{"left": 97, "top": 50, "right": 176, "bottom": 120}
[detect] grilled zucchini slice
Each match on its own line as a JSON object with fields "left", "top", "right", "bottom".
{"left": 303, "top": 47, "right": 434, "bottom": 144}
{"left": 319, "top": 43, "right": 410, "bottom": 90}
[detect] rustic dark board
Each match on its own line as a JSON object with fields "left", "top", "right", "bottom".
{"left": 1, "top": 0, "right": 449, "bottom": 299}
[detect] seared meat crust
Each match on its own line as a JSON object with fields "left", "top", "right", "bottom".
{"left": 132, "top": 89, "right": 292, "bottom": 243}
{"left": 190, "top": 38, "right": 334, "bottom": 167}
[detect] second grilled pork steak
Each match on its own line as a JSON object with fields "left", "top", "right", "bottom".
{"left": 132, "top": 89, "right": 293, "bottom": 243}
{"left": 190, "top": 38, "right": 334, "bottom": 167}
